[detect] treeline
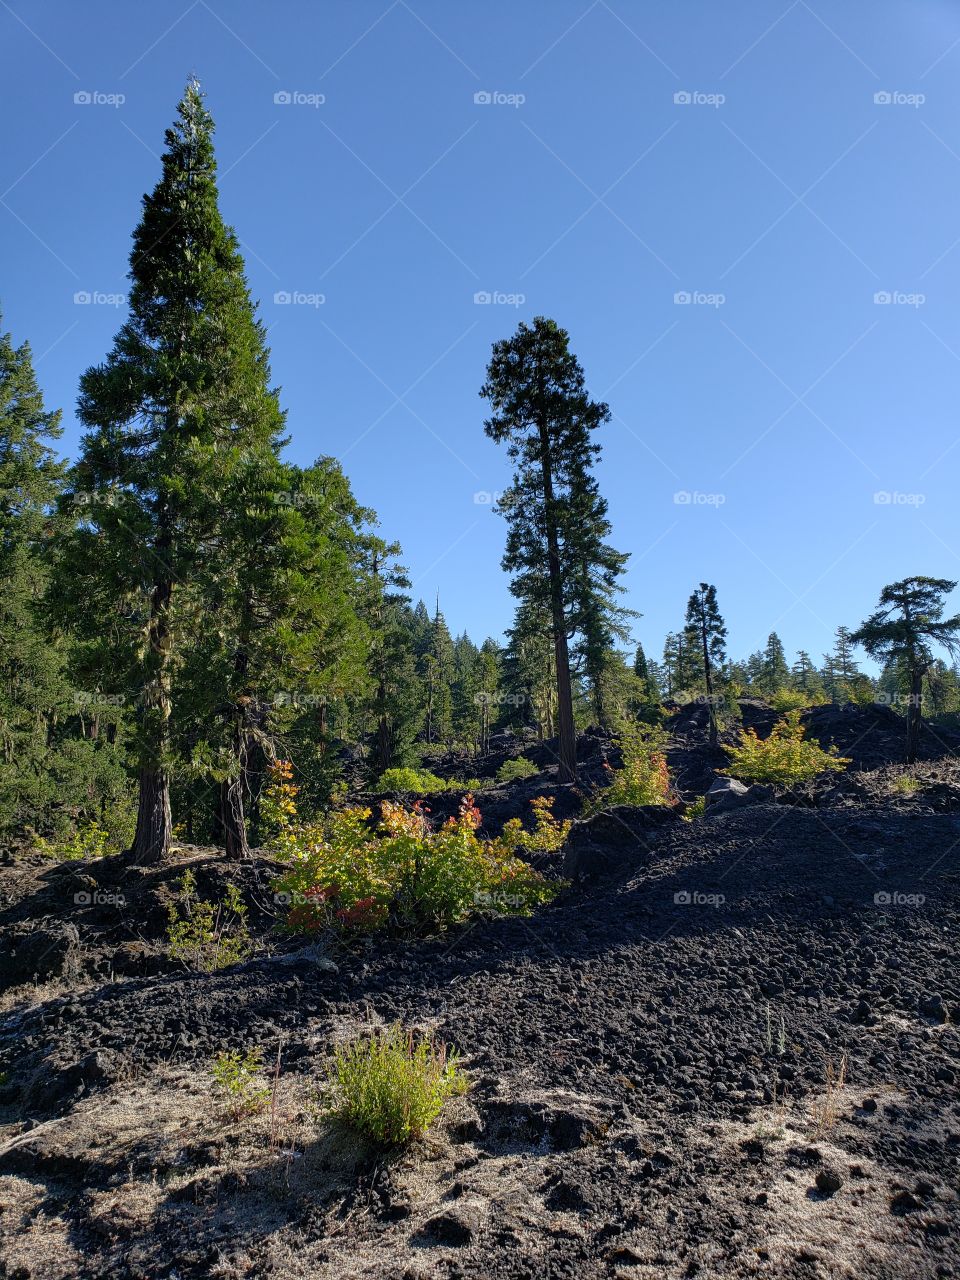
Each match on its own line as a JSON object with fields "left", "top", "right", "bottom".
{"left": 3, "top": 83, "right": 959, "bottom": 862}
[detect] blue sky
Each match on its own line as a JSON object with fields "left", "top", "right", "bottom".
{"left": 3, "top": 1, "right": 960, "bottom": 671}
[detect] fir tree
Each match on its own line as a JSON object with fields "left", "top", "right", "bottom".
{"left": 853, "top": 577, "right": 960, "bottom": 762}
{"left": 64, "top": 81, "right": 287, "bottom": 861}
{"left": 481, "top": 317, "right": 625, "bottom": 782}
{"left": 685, "top": 583, "right": 727, "bottom": 746}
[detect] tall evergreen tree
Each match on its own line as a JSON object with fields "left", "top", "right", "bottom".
{"left": 0, "top": 318, "right": 66, "bottom": 833}
{"left": 64, "top": 81, "right": 286, "bottom": 861}
{"left": 481, "top": 317, "right": 625, "bottom": 782}
{"left": 853, "top": 577, "right": 960, "bottom": 762}
{"left": 685, "top": 583, "right": 727, "bottom": 746}
{"left": 792, "top": 650, "right": 823, "bottom": 698}
{"left": 757, "top": 632, "right": 789, "bottom": 695}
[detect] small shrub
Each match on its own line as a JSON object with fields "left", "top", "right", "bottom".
{"left": 329, "top": 1023, "right": 468, "bottom": 1145}
{"left": 265, "top": 763, "right": 560, "bottom": 935}
{"left": 33, "top": 801, "right": 136, "bottom": 861}
{"left": 723, "top": 710, "right": 849, "bottom": 786}
{"left": 211, "top": 1047, "right": 270, "bottom": 1121}
{"left": 587, "top": 721, "right": 674, "bottom": 812}
{"left": 167, "top": 869, "right": 254, "bottom": 971}
{"left": 375, "top": 766, "right": 451, "bottom": 794}
{"left": 681, "top": 796, "right": 707, "bottom": 822}
{"left": 892, "top": 775, "right": 919, "bottom": 796}
{"left": 34, "top": 820, "right": 110, "bottom": 861}
{"left": 496, "top": 757, "right": 538, "bottom": 784}
{"left": 769, "top": 688, "right": 809, "bottom": 712}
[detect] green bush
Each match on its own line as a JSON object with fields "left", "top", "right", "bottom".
{"left": 265, "top": 764, "right": 564, "bottom": 935}
{"left": 586, "top": 720, "right": 674, "bottom": 813}
{"left": 211, "top": 1047, "right": 271, "bottom": 1121}
{"left": 723, "top": 710, "right": 850, "bottom": 786}
{"left": 167, "top": 869, "right": 254, "bottom": 971}
{"left": 375, "top": 766, "right": 451, "bottom": 794}
{"left": 496, "top": 757, "right": 538, "bottom": 784}
{"left": 329, "top": 1023, "right": 468, "bottom": 1144}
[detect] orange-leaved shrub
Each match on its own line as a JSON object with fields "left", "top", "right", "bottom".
{"left": 264, "top": 762, "right": 563, "bottom": 934}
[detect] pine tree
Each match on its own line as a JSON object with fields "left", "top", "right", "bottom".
{"left": 792, "top": 650, "right": 823, "bottom": 699}
{"left": 0, "top": 317, "right": 66, "bottom": 833}
{"left": 64, "top": 81, "right": 286, "bottom": 861}
{"left": 758, "top": 632, "right": 789, "bottom": 695}
{"left": 853, "top": 577, "right": 960, "bottom": 762}
{"left": 481, "top": 317, "right": 625, "bottom": 782}
{"left": 685, "top": 583, "right": 727, "bottom": 746}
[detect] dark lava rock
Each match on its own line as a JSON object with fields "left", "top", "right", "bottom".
{"left": 416, "top": 1209, "right": 478, "bottom": 1246}
{"left": 562, "top": 805, "right": 675, "bottom": 881}
{"left": 815, "top": 1167, "right": 843, "bottom": 1196}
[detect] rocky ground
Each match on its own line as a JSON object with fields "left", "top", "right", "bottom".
{"left": 1, "top": 704, "right": 959, "bottom": 1278}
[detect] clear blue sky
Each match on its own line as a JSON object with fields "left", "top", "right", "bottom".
{"left": 4, "top": 1, "right": 960, "bottom": 671}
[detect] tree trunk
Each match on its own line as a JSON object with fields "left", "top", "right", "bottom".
{"left": 132, "top": 547, "right": 173, "bottom": 863}
{"left": 906, "top": 663, "right": 923, "bottom": 763}
{"left": 132, "top": 764, "right": 171, "bottom": 861}
{"left": 537, "top": 420, "right": 577, "bottom": 784}
{"left": 220, "top": 770, "right": 250, "bottom": 858}
{"left": 701, "top": 622, "right": 717, "bottom": 748}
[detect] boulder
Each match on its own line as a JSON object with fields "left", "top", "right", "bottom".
{"left": 562, "top": 805, "right": 675, "bottom": 881}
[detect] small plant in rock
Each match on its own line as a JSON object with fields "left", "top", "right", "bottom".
{"left": 681, "top": 796, "right": 707, "bottom": 822}
{"left": 329, "top": 1023, "right": 469, "bottom": 1145}
{"left": 809, "top": 1051, "right": 848, "bottom": 1133}
{"left": 586, "top": 720, "right": 675, "bottom": 812}
{"left": 764, "top": 1004, "right": 787, "bottom": 1056}
{"left": 498, "top": 794, "right": 571, "bottom": 855}
{"left": 211, "top": 1047, "right": 271, "bottom": 1121}
{"left": 496, "top": 757, "right": 538, "bottom": 784}
{"left": 723, "top": 710, "right": 849, "bottom": 786}
{"left": 892, "top": 775, "right": 920, "bottom": 796}
{"left": 167, "top": 869, "right": 254, "bottom": 971}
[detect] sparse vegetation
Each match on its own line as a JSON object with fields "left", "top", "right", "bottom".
{"left": 166, "top": 869, "right": 254, "bottom": 971}
{"left": 681, "top": 795, "right": 707, "bottom": 822}
{"left": 211, "top": 1047, "right": 271, "bottom": 1121}
{"left": 588, "top": 720, "right": 674, "bottom": 811}
{"left": 329, "top": 1023, "right": 469, "bottom": 1145}
{"left": 723, "top": 710, "right": 850, "bottom": 786}
{"left": 496, "top": 757, "right": 538, "bottom": 784}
